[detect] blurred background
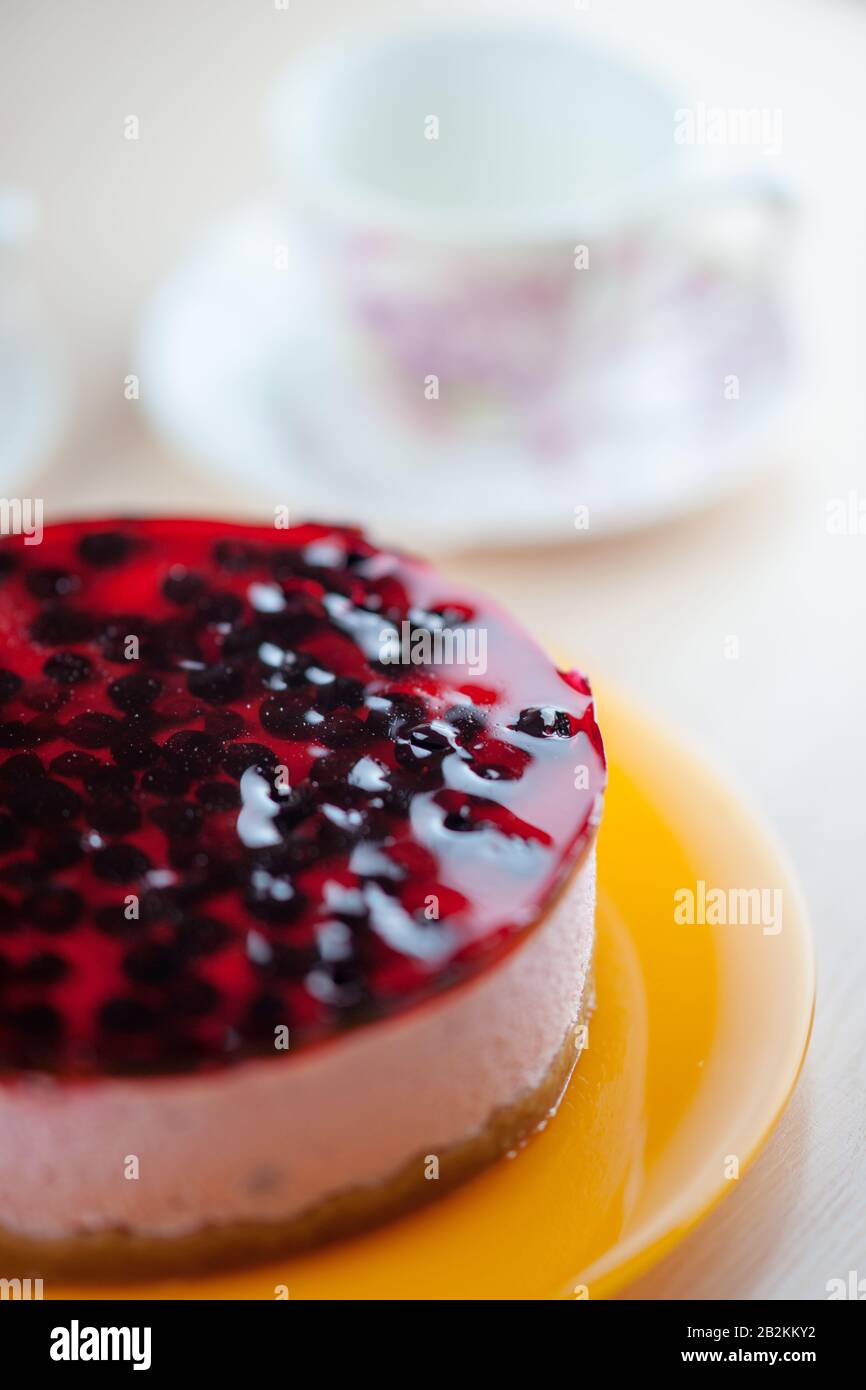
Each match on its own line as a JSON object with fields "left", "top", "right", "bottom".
{"left": 2, "top": 0, "right": 864, "bottom": 1297}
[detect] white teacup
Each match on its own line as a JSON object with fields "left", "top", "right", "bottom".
{"left": 266, "top": 21, "right": 792, "bottom": 432}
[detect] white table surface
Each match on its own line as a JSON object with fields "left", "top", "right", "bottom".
{"left": 1, "top": 0, "right": 864, "bottom": 1299}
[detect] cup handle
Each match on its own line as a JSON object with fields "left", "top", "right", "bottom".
{"left": 662, "top": 168, "right": 797, "bottom": 274}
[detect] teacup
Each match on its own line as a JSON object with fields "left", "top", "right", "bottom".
{"left": 266, "top": 21, "right": 792, "bottom": 434}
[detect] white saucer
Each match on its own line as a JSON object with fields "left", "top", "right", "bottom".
{"left": 136, "top": 202, "right": 801, "bottom": 551}
{"left": 0, "top": 190, "right": 65, "bottom": 490}
{"left": 0, "top": 333, "right": 63, "bottom": 491}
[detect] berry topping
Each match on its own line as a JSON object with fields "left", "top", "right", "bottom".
{"left": 43, "top": 651, "right": 94, "bottom": 686}
{"left": 0, "top": 518, "right": 604, "bottom": 1076}
{"left": 78, "top": 531, "right": 135, "bottom": 568}
{"left": 0, "top": 670, "right": 23, "bottom": 703}
{"left": 107, "top": 673, "right": 162, "bottom": 712}
{"left": 161, "top": 566, "right": 206, "bottom": 605}
{"left": 513, "top": 706, "right": 576, "bottom": 739}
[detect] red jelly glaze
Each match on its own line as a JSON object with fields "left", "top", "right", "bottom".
{"left": 0, "top": 519, "right": 605, "bottom": 1076}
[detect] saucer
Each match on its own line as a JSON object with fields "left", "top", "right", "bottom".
{"left": 51, "top": 682, "right": 814, "bottom": 1300}
{"left": 136, "top": 203, "right": 801, "bottom": 551}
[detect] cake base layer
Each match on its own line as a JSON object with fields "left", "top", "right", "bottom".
{"left": 0, "top": 1005, "right": 588, "bottom": 1281}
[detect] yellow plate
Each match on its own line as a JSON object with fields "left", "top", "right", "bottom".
{"left": 54, "top": 685, "right": 814, "bottom": 1300}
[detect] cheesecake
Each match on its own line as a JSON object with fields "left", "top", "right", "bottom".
{"left": 0, "top": 518, "right": 605, "bottom": 1276}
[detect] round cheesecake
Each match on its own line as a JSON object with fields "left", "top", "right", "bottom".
{"left": 0, "top": 518, "right": 605, "bottom": 1277}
